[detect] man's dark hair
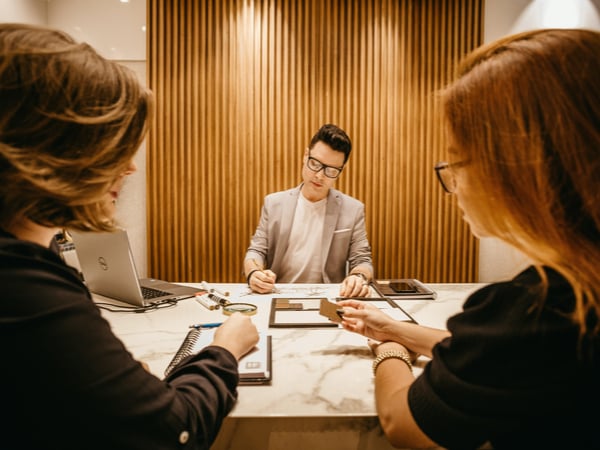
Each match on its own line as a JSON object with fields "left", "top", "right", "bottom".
{"left": 309, "top": 124, "right": 352, "bottom": 163}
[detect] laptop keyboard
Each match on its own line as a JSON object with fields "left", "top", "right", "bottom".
{"left": 141, "top": 286, "right": 173, "bottom": 299}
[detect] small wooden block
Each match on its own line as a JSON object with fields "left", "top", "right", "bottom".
{"left": 319, "top": 298, "right": 343, "bottom": 323}
{"left": 275, "top": 299, "right": 303, "bottom": 310}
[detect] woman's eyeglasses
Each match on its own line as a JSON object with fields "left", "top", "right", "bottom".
{"left": 306, "top": 152, "right": 344, "bottom": 179}
{"left": 434, "top": 161, "right": 468, "bottom": 193}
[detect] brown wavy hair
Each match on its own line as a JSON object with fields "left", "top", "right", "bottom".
{"left": 0, "top": 23, "right": 153, "bottom": 232}
{"left": 442, "top": 29, "right": 600, "bottom": 334}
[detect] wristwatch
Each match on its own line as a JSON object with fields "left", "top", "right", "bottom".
{"left": 372, "top": 350, "right": 413, "bottom": 375}
{"left": 350, "top": 272, "right": 368, "bottom": 283}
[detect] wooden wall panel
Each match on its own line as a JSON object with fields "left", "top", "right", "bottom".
{"left": 147, "top": 0, "right": 483, "bottom": 283}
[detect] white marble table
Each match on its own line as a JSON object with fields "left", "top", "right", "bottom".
{"left": 98, "top": 282, "right": 485, "bottom": 450}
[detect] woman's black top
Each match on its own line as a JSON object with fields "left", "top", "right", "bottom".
{"left": 409, "top": 266, "right": 599, "bottom": 449}
{"left": 1, "top": 230, "right": 238, "bottom": 449}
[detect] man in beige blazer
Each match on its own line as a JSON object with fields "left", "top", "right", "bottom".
{"left": 244, "top": 124, "right": 373, "bottom": 297}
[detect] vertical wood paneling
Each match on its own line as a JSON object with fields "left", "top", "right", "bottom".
{"left": 148, "top": 0, "right": 483, "bottom": 283}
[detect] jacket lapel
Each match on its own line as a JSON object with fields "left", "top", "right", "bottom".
{"left": 272, "top": 185, "right": 301, "bottom": 264}
{"left": 320, "top": 189, "right": 341, "bottom": 273}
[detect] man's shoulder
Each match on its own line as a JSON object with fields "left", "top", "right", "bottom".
{"left": 265, "top": 186, "right": 300, "bottom": 202}
{"left": 329, "top": 189, "right": 364, "bottom": 207}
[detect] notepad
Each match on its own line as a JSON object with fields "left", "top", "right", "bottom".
{"left": 164, "top": 329, "right": 272, "bottom": 385}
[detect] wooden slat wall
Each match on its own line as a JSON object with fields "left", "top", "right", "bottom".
{"left": 147, "top": 0, "right": 483, "bottom": 283}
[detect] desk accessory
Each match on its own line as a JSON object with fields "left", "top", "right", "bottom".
{"left": 269, "top": 298, "right": 339, "bottom": 327}
{"left": 270, "top": 297, "right": 417, "bottom": 327}
{"left": 164, "top": 328, "right": 272, "bottom": 384}
{"left": 333, "top": 297, "right": 418, "bottom": 323}
{"left": 221, "top": 302, "right": 257, "bottom": 316}
{"left": 197, "top": 290, "right": 258, "bottom": 316}
{"left": 189, "top": 322, "right": 222, "bottom": 328}
{"left": 209, "top": 292, "right": 258, "bottom": 316}
{"left": 371, "top": 279, "right": 437, "bottom": 300}
{"left": 200, "top": 280, "right": 230, "bottom": 297}
{"left": 195, "top": 292, "right": 219, "bottom": 310}
{"left": 319, "top": 298, "right": 344, "bottom": 323}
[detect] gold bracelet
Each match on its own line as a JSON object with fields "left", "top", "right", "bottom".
{"left": 372, "top": 350, "right": 413, "bottom": 375}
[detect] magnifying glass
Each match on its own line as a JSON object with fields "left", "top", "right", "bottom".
{"left": 222, "top": 302, "right": 258, "bottom": 316}
{"left": 208, "top": 293, "right": 258, "bottom": 316}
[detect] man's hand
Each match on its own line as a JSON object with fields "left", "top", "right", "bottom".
{"left": 248, "top": 268, "right": 277, "bottom": 294}
{"left": 339, "top": 273, "right": 371, "bottom": 298}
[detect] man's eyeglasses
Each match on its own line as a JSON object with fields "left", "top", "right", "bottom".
{"left": 434, "top": 161, "right": 468, "bottom": 193}
{"left": 306, "top": 152, "right": 344, "bottom": 179}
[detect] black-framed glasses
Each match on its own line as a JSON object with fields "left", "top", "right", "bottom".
{"left": 306, "top": 152, "right": 344, "bottom": 179}
{"left": 434, "top": 161, "right": 468, "bottom": 193}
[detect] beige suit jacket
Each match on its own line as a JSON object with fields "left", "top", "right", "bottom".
{"left": 245, "top": 184, "right": 373, "bottom": 283}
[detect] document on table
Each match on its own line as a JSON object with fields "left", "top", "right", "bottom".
{"left": 269, "top": 297, "right": 417, "bottom": 327}
{"left": 165, "top": 328, "right": 272, "bottom": 384}
{"left": 269, "top": 298, "right": 339, "bottom": 327}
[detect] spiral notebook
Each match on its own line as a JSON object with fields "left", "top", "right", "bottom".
{"left": 164, "top": 329, "right": 272, "bottom": 385}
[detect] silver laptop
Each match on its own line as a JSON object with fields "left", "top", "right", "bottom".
{"left": 69, "top": 229, "right": 198, "bottom": 307}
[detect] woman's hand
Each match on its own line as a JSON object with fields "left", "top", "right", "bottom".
{"left": 337, "top": 299, "right": 394, "bottom": 342}
{"left": 211, "top": 313, "right": 259, "bottom": 360}
{"left": 340, "top": 299, "right": 449, "bottom": 359}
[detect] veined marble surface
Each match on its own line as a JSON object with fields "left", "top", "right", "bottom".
{"left": 99, "top": 282, "right": 486, "bottom": 450}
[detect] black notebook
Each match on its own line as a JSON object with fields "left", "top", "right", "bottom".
{"left": 164, "top": 329, "right": 272, "bottom": 385}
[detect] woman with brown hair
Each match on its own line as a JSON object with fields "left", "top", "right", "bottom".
{"left": 340, "top": 28, "right": 600, "bottom": 449}
{"left": 0, "top": 23, "right": 258, "bottom": 449}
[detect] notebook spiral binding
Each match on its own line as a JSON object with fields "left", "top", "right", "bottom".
{"left": 164, "top": 328, "right": 201, "bottom": 376}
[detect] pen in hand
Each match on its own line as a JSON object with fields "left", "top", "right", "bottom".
{"left": 251, "top": 258, "right": 264, "bottom": 272}
{"left": 250, "top": 259, "right": 280, "bottom": 293}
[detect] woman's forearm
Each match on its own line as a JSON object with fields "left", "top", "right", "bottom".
{"left": 385, "top": 321, "right": 450, "bottom": 358}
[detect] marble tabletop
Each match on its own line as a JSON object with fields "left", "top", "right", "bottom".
{"left": 98, "top": 282, "right": 485, "bottom": 449}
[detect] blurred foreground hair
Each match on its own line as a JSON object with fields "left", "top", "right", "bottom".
{"left": 443, "top": 28, "right": 600, "bottom": 335}
{"left": 0, "top": 23, "right": 153, "bottom": 232}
